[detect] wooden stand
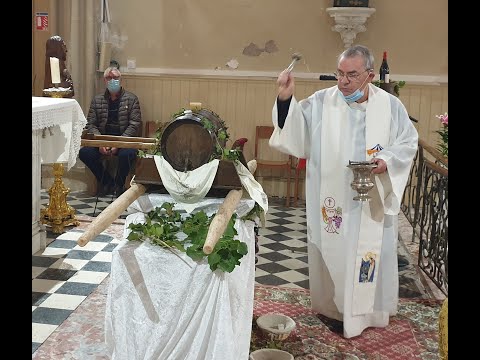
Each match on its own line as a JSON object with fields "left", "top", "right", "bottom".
{"left": 76, "top": 119, "right": 251, "bottom": 247}
{"left": 134, "top": 157, "right": 243, "bottom": 194}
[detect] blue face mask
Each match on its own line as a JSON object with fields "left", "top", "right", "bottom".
{"left": 341, "top": 88, "right": 364, "bottom": 103}
{"left": 339, "top": 73, "right": 370, "bottom": 103}
{"left": 107, "top": 79, "right": 121, "bottom": 93}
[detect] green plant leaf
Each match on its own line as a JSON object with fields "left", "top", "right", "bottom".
{"left": 186, "top": 244, "right": 206, "bottom": 261}
{"left": 127, "top": 232, "right": 140, "bottom": 241}
{"left": 237, "top": 241, "right": 248, "bottom": 255}
{"left": 217, "top": 258, "right": 237, "bottom": 273}
{"left": 125, "top": 202, "right": 248, "bottom": 273}
{"left": 154, "top": 225, "right": 164, "bottom": 237}
{"left": 207, "top": 252, "right": 222, "bottom": 268}
{"left": 218, "top": 130, "right": 227, "bottom": 141}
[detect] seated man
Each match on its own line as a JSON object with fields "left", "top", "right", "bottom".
{"left": 79, "top": 66, "right": 142, "bottom": 196}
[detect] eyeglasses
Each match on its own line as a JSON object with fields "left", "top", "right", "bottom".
{"left": 333, "top": 69, "right": 371, "bottom": 82}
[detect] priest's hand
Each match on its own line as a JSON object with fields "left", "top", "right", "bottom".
{"left": 277, "top": 70, "right": 295, "bottom": 101}
{"left": 371, "top": 158, "right": 387, "bottom": 174}
{"left": 110, "top": 147, "right": 119, "bottom": 155}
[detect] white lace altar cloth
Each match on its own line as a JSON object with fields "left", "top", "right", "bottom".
{"left": 32, "top": 96, "right": 87, "bottom": 170}
{"left": 105, "top": 194, "right": 257, "bottom": 360}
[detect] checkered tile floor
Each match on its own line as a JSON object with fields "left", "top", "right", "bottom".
{"left": 32, "top": 229, "right": 121, "bottom": 353}
{"left": 255, "top": 204, "right": 310, "bottom": 289}
{"left": 33, "top": 191, "right": 420, "bottom": 354}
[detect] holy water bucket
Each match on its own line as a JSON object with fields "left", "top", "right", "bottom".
{"left": 347, "top": 160, "right": 377, "bottom": 201}
{"left": 160, "top": 108, "right": 228, "bottom": 172}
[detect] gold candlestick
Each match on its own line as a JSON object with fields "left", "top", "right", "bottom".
{"left": 40, "top": 88, "right": 78, "bottom": 233}
{"left": 40, "top": 163, "right": 79, "bottom": 233}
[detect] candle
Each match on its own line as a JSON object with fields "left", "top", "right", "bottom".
{"left": 50, "top": 57, "right": 61, "bottom": 84}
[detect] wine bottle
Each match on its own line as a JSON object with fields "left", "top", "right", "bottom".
{"left": 379, "top": 51, "right": 390, "bottom": 83}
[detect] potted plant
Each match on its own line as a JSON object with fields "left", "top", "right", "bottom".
{"left": 372, "top": 80, "right": 405, "bottom": 97}
{"left": 435, "top": 112, "right": 448, "bottom": 158}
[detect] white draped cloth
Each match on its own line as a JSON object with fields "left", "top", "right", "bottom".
{"left": 269, "top": 84, "right": 418, "bottom": 338}
{"left": 32, "top": 96, "right": 87, "bottom": 170}
{"left": 150, "top": 154, "right": 269, "bottom": 214}
{"left": 105, "top": 194, "right": 257, "bottom": 360}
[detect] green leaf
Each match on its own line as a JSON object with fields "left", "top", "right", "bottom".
{"left": 128, "top": 223, "right": 144, "bottom": 231}
{"left": 127, "top": 232, "right": 140, "bottom": 241}
{"left": 154, "top": 225, "right": 164, "bottom": 237}
{"left": 207, "top": 252, "right": 222, "bottom": 268}
{"left": 241, "top": 202, "right": 262, "bottom": 221}
{"left": 172, "top": 241, "right": 186, "bottom": 252}
{"left": 186, "top": 245, "right": 205, "bottom": 261}
{"left": 218, "top": 258, "right": 236, "bottom": 273}
{"left": 223, "top": 219, "right": 237, "bottom": 237}
{"left": 218, "top": 131, "right": 227, "bottom": 140}
{"left": 237, "top": 241, "right": 248, "bottom": 255}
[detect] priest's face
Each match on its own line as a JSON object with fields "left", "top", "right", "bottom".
{"left": 336, "top": 56, "right": 373, "bottom": 96}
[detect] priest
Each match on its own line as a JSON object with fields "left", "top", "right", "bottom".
{"left": 269, "top": 45, "right": 418, "bottom": 338}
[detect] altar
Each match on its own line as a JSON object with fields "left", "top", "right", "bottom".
{"left": 32, "top": 96, "right": 86, "bottom": 254}
{"left": 105, "top": 193, "right": 257, "bottom": 360}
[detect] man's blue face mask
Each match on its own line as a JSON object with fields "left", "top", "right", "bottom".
{"left": 339, "top": 72, "right": 370, "bottom": 103}
{"left": 107, "top": 79, "right": 121, "bottom": 93}
{"left": 341, "top": 88, "right": 364, "bottom": 103}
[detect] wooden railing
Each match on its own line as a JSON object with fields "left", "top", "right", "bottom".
{"left": 401, "top": 139, "right": 448, "bottom": 296}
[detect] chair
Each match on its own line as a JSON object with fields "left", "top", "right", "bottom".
{"left": 254, "top": 126, "right": 293, "bottom": 207}
{"left": 293, "top": 158, "right": 306, "bottom": 207}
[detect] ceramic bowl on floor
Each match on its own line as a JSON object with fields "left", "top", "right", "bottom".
{"left": 256, "top": 313, "right": 296, "bottom": 341}
{"left": 249, "top": 348, "right": 294, "bottom": 360}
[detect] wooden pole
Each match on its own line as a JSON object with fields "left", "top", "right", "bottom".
{"left": 77, "top": 183, "right": 147, "bottom": 246}
{"left": 82, "top": 134, "right": 156, "bottom": 143}
{"left": 203, "top": 188, "right": 243, "bottom": 254}
{"left": 80, "top": 139, "right": 154, "bottom": 150}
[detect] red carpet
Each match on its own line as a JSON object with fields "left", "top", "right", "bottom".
{"left": 252, "top": 285, "right": 441, "bottom": 360}
{"left": 33, "top": 278, "right": 441, "bottom": 359}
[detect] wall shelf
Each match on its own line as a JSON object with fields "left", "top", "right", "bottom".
{"left": 326, "top": 7, "right": 376, "bottom": 48}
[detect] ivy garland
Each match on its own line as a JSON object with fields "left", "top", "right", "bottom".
{"left": 126, "top": 202, "right": 249, "bottom": 273}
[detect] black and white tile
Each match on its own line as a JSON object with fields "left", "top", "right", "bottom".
{"left": 34, "top": 192, "right": 426, "bottom": 354}
{"left": 32, "top": 227, "right": 121, "bottom": 353}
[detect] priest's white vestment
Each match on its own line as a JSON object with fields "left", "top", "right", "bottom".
{"left": 269, "top": 84, "right": 418, "bottom": 338}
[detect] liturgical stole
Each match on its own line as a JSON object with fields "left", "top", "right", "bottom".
{"left": 321, "top": 85, "right": 391, "bottom": 316}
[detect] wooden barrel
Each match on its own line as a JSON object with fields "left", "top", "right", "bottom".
{"left": 160, "top": 109, "right": 227, "bottom": 172}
